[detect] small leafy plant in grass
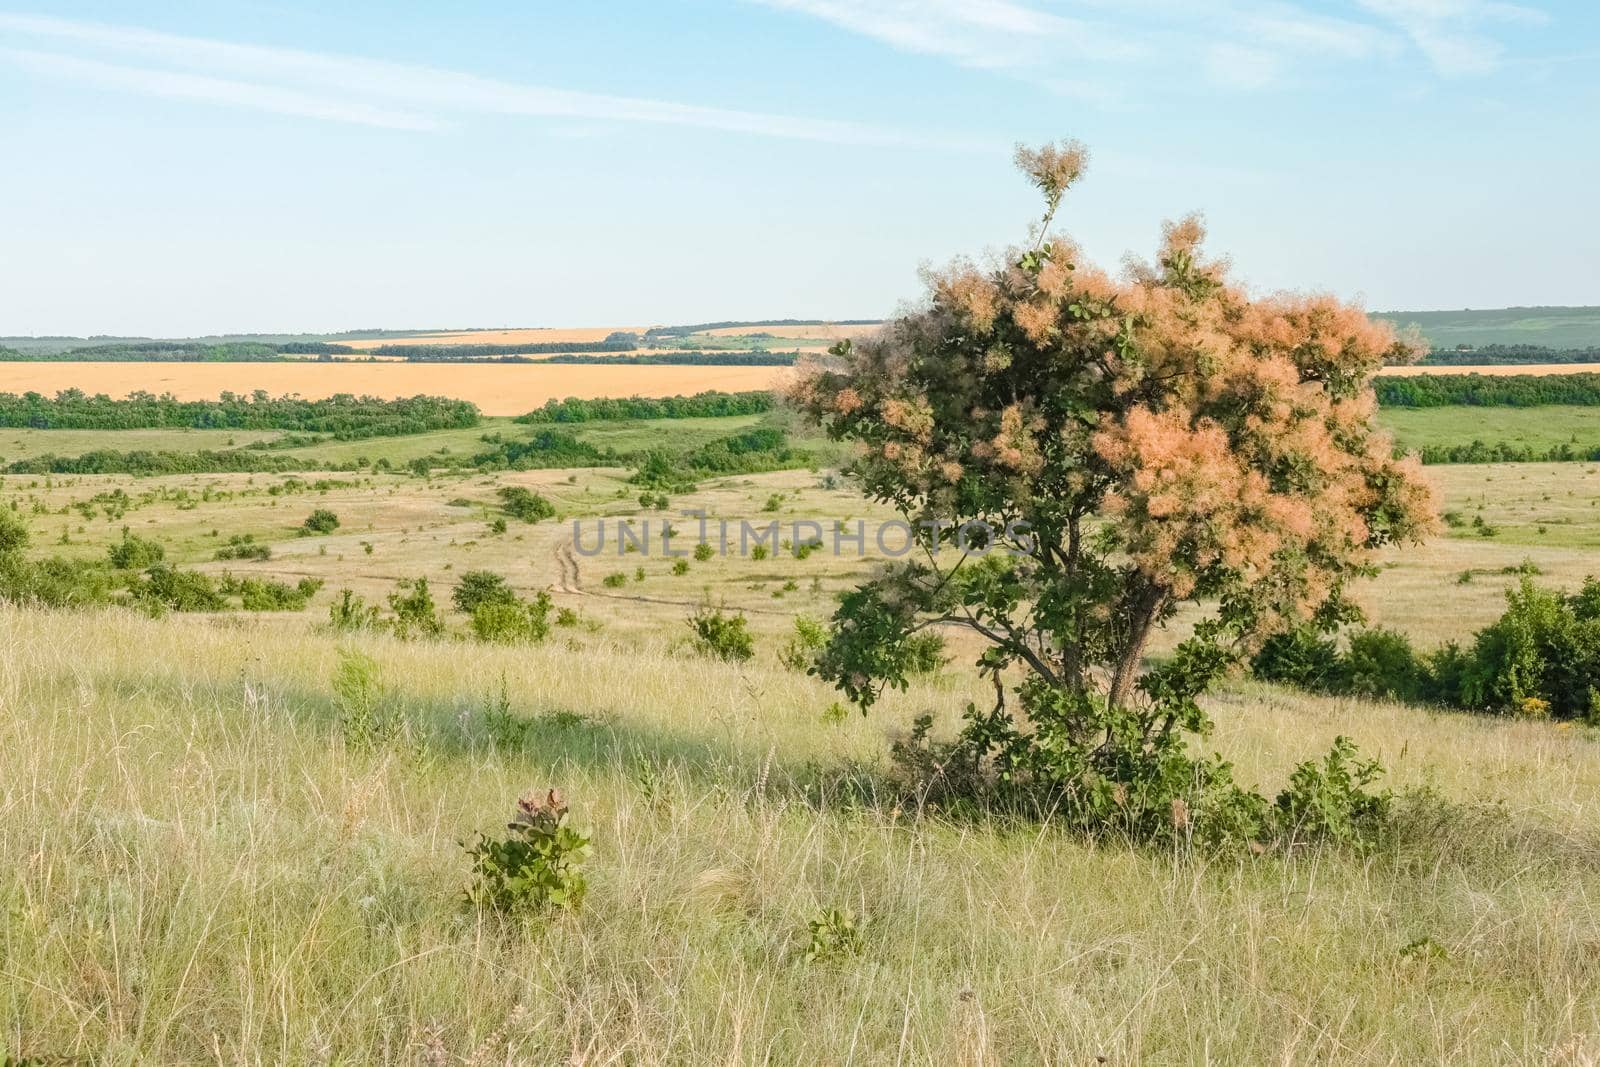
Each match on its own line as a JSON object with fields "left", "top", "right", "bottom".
{"left": 302, "top": 508, "right": 340, "bottom": 535}
{"left": 601, "top": 572, "right": 628, "bottom": 589}
{"left": 693, "top": 542, "right": 715, "bottom": 562}
{"left": 687, "top": 604, "right": 754, "bottom": 662}
{"left": 779, "top": 614, "right": 828, "bottom": 672}
{"left": 333, "top": 648, "right": 400, "bottom": 752}
{"left": 750, "top": 543, "right": 770, "bottom": 562}
{"left": 804, "top": 907, "right": 862, "bottom": 963}
{"left": 464, "top": 789, "right": 590, "bottom": 918}
{"left": 670, "top": 559, "right": 691, "bottom": 576}
{"left": 328, "top": 588, "right": 382, "bottom": 632}
{"left": 1273, "top": 736, "right": 1391, "bottom": 850}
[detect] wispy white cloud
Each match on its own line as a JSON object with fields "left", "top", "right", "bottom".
{"left": 747, "top": 0, "right": 1141, "bottom": 71}
{"left": 1355, "top": 0, "right": 1548, "bottom": 74}
{"left": 749, "top": 0, "right": 1546, "bottom": 91}
{"left": 0, "top": 46, "right": 441, "bottom": 130}
{"left": 0, "top": 11, "right": 961, "bottom": 145}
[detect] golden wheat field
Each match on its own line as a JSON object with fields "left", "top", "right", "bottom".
{"left": 0, "top": 362, "right": 790, "bottom": 415}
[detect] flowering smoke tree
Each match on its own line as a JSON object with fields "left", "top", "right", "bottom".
{"left": 793, "top": 140, "right": 1437, "bottom": 838}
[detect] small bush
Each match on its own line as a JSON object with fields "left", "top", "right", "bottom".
{"left": 750, "top": 543, "right": 770, "bottom": 562}
{"left": 464, "top": 789, "right": 590, "bottom": 917}
{"left": 902, "top": 631, "right": 947, "bottom": 675}
{"left": 333, "top": 649, "right": 400, "bottom": 751}
{"left": 302, "top": 509, "right": 340, "bottom": 534}
{"left": 388, "top": 577, "right": 444, "bottom": 640}
{"left": 470, "top": 591, "right": 553, "bottom": 645}
{"left": 1251, "top": 626, "right": 1345, "bottom": 691}
{"left": 498, "top": 486, "right": 555, "bottom": 523}
{"left": 693, "top": 542, "right": 715, "bottom": 562}
{"left": 687, "top": 604, "right": 755, "bottom": 662}
{"left": 106, "top": 531, "right": 164, "bottom": 570}
{"left": 224, "top": 575, "right": 323, "bottom": 611}
{"left": 452, "top": 569, "right": 517, "bottom": 614}
{"left": 213, "top": 534, "right": 271, "bottom": 561}
{"left": 1344, "top": 628, "right": 1428, "bottom": 703}
{"left": 601, "top": 572, "right": 628, "bottom": 589}
{"left": 1272, "top": 736, "right": 1390, "bottom": 849}
{"left": 670, "top": 559, "right": 691, "bottom": 576}
{"left": 132, "top": 565, "right": 226, "bottom": 612}
{"left": 778, "top": 614, "right": 828, "bottom": 672}
{"left": 328, "top": 588, "right": 382, "bottom": 632}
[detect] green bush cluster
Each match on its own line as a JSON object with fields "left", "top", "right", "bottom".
{"left": 301, "top": 508, "right": 340, "bottom": 534}
{"left": 1253, "top": 577, "right": 1600, "bottom": 719}
{"left": 106, "top": 531, "right": 165, "bottom": 570}
{"left": 497, "top": 486, "right": 555, "bottom": 523}
{"left": 213, "top": 534, "right": 270, "bottom": 561}
{"left": 687, "top": 605, "right": 755, "bottom": 662}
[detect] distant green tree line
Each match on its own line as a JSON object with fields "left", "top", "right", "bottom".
{"left": 4, "top": 448, "right": 326, "bottom": 475}
{"left": 0, "top": 390, "right": 479, "bottom": 436}
{"left": 1418, "top": 345, "right": 1600, "bottom": 366}
{"left": 515, "top": 391, "right": 775, "bottom": 423}
{"left": 1376, "top": 372, "right": 1600, "bottom": 407}
{"left": 1411, "top": 441, "right": 1600, "bottom": 465}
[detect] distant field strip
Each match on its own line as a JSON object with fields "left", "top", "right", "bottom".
{"left": 331, "top": 327, "right": 645, "bottom": 349}
{"left": 0, "top": 362, "right": 790, "bottom": 415}
{"left": 1377, "top": 363, "right": 1600, "bottom": 376}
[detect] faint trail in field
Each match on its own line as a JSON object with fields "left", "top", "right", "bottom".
{"left": 550, "top": 534, "right": 800, "bottom": 617}
{"left": 554, "top": 538, "right": 582, "bottom": 594}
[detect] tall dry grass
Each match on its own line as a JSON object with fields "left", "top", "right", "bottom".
{"left": 4, "top": 605, "right": 1600, "bottom": 1063}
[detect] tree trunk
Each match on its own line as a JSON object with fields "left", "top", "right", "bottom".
{"left": 1106, "top": 584, "right": 1165, "bottom": 708}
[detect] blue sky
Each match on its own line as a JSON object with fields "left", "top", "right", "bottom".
{"left": 2, "top": 1, "right": 1596, "bottom": 336}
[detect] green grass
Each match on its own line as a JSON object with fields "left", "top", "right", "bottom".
{"left": 8, "top": 441, "right": 1600, "bottom": 1058}
{"left": 1374, "top": 306, "right": 1600, "bottom": 349}
{"left": 1380, "top": 405, "right": 1600, "bottom": 454}
{"left": 0, "top": 426, "right": 284, "bottom": 463}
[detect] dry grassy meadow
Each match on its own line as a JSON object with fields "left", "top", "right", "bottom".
{"left": 4, "top": 423, "right": 1600, "bottom": 1062}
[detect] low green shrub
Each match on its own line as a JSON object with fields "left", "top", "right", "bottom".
{"left": 213, "top": 534, "right": 271, "bottom": 561}
{"left": 452, "top": 569, "right": 516, "bottom": 614}
{"left": 470, "top": 591, "right": 553, "bottom": 645}
{"left": 388, "top": 577, "right": 444, "bottom": 640}
{"left": 464, "top": 789, "right": 590, "bottom": 918}
{"left": 687, "top": 604, "right": 754, "bottom": 662}
{"left": 328, "top": 588, "right": 382, "bottom": 632}
{"left": 302, "top": 508, "right": 340, "bottom": 534}
{"left": 132, "top": 565, "right": 226, "bottom": 612}
{"left": 498, "top": 486, "right": 555, "bottom": 523}
{"left": 333, "top": 648, "right": 400, "bottom": 751}
{"left": 222, "top": 575, "right": 323, "bottom": 611}
{"left": 106, "top": 531, "right": 164, "bottom": 570}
